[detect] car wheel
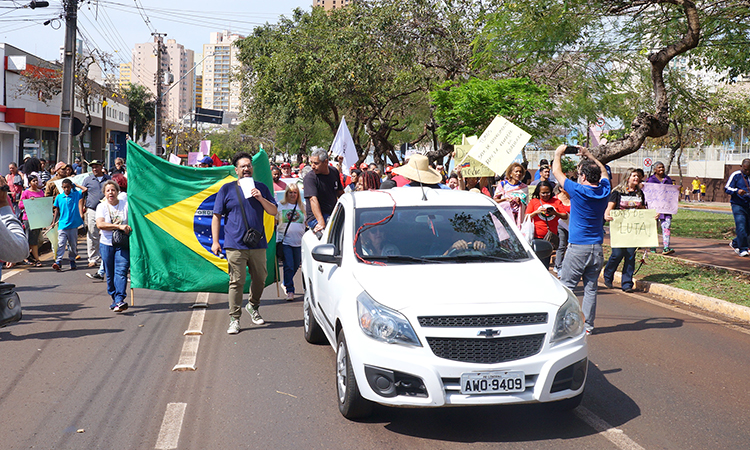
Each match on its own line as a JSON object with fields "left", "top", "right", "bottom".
{"left": 547, "top": 390, "right": 584, "bottom": 412}
{"left": 303, "top": 286, "right": 325, "bottom": 344}
{"left": 336, "top": 329, "right": 373, "bottom": 419}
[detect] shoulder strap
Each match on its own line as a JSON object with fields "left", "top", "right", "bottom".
{"left": 234, "top": 181, "right": 250, "bottom": 231}
{"left": 279, "top": 203, "right": 297, "bottom": 245}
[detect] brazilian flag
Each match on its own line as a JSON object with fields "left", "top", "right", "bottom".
{"left": 127, "top": 141, "right": 277, "bottom": 293}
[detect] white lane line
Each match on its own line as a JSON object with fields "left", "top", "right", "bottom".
{"left": 1, "top": 268, "right": 22, "bottom": 281}
{"left": 155, "top": 402, "right": 187, "bottom": 450}
{"left": 574, "top": 406, "right": 645, "bottom": 450}
{"left": 172, "top": 293, "right": 210, "bottom": 371}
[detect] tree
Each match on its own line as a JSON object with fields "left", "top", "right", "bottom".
{"left": 474, "top": 0, "right": 750, "bottom": 164}
{"left": 431, "top": 77, "right": 556, "bottom": 145}
{"left": 122, "top": 83, "right": 155, "bottom": 142}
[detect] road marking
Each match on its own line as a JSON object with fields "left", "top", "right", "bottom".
{"left": 1, "top": 268, "right": 22, "bottom": 281}
{"left": 154, "top": 402, "right": 187, "bottom": 450}
{"left": 624, "top": 291, "right": 750, "bottom": 337}
{"left": 574, "top": 406, "right": 645, "bottom": 450}
{"left": 173, "top": 293, "right": 209, "bottom": 371}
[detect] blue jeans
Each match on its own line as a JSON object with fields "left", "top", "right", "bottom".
{"left": 731, "top": 203, "right": 749, "bottom": 252}
{"left": 554, "top": 227, "right": 569, "bottom": 272}
{"left": 100, "top": 243, "right": 130, "bottom": 307}
{"left": 603, "top": 247, "right": 637, "bottom": 291}
{"left": 56, "top": 227, "right": 78, "bottom": 269}
{"left": 560, "top": 243, "right": 604, "bottom": 328}
{"left": 282, "top": 244, "right": 302, "bottom": 294}
{"left": 307, "top": 214, "right": 331, "bottom": 231}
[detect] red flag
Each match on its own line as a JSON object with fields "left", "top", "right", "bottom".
{"left": 210, "top": 154, "right": 223, "bottom": 167}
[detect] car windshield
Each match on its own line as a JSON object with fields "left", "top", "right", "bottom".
{"left": 354, "top": 206, "right": 530, "bottom": 264}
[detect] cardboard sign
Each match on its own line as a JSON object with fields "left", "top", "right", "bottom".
{"left": 642, "top": 183, "right": 679, "bottom": 215}
{"left": 24, "top": 196, "right": 53, "bottom": 230}
{"left": 169, "top": 153, "right": 182, "bottom": 165}
{"left": 52, "top": 173, "right": 88, "bottom": 194}
{"left": 609, "top": 209, "right": 659, "bottom": 248}
{"left": 467, "top": 116, "right": 531, "bottom": 177}
{"left": 454, "top": 137, "right": 495, "bottom": 178}
{"left": 188, "top": 152, "right": 201, "bottom": 166}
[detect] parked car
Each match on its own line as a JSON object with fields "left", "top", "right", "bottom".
{"left": 301, "top": 188, "right": 587, "bottom": 419}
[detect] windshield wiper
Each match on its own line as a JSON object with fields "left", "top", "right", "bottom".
{"left": 436, "top": 254, "right": 521, "bottom": 262}
{"left": 361, "top": 255, "right": 446, "bottom": 264}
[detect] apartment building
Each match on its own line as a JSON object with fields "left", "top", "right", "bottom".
{"left": 202, "top": 31, "right": 243, "bottom": 115}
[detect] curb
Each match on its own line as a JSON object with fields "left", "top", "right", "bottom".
{"left": 601, "top": 272, "right": 750, "bottom": 324}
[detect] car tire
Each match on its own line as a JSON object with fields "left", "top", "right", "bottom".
{"left": 336, "top": 329, "right": 373, "bottom": 419}
{"left": 547, "top": 390, "right": 584, "bottom": 412}
{"left": 303, "top": 286, "right": 325, "bottom": 344}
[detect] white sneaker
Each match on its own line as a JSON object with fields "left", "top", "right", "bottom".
{"left": 740, "top": 250, "right": 749, "bottom": 257}
{"left": 227, "top": 318, "right": 240, "bottom": 334}
{"left": 245, "top": 304, "right": 265, "bottom": 325}
{"left": 286, "top": 292, "right": 295, "bottom": 301}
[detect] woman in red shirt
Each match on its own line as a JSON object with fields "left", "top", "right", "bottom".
{"left": 525, "top": 181, "right": 569, "bottom": 269}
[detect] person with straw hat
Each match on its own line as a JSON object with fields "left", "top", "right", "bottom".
{"left": 390, "top": 154, "right": 443, "bottom": 189}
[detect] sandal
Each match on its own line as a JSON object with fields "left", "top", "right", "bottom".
{"left": 34, "top": 261, "right": 43, "bottom": 267}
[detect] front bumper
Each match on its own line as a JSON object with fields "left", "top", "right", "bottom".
{"left": 345, "top": 324, "right": 588, "bottom": 407}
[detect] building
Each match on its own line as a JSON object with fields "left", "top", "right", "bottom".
{"left": 0, "top": 43, "right": 129, "bottom": 169}
{"left": 131, "top": 38, "right": 194, "bottom": 123}
{"left": 195, "top": 74, "right": 203, "bottom": 109}
{"left": 202, "top": 31, "right": 243, "bottom": 116}
{"left": 118, "top": 62, "right": 132, "bottom": 89}
{"left": 313, "top": 0, "right": 354, "bottom": 10}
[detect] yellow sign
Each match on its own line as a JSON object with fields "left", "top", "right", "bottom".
{"left": 467, "top": 116, "right": 531, "bottom": 177}
{"left": 609, "top": 209, "right": 659, "bottom": 248}
{"left": 454, "top": 136, "right": 495, "bottom": 178}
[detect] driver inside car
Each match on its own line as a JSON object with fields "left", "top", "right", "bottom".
{"left": 361, "top": 226, "right": 400, "bottom": 256}
{"left": 443, "top": 239, "right": 487, "bottom": 256}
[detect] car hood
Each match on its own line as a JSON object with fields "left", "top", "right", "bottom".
{"left": 351, "top": 260, "right": 569, "bottom": 312}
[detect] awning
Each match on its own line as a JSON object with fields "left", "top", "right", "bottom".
{"left": 0, "top": 122, "right": 18, "bottom": 134}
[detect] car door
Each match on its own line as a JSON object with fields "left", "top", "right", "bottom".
{"left": 312, "top": 204, "right": 346, "bottom": 335}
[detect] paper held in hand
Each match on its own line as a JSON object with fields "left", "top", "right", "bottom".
{"left": 238, "top": 177, "right": 256, "bottom": 198}
{"left": 609, "top": 209, "right": 660, "bottom": 248}
{"left": 466, "top": 116, "right": 531, "bottom": 176}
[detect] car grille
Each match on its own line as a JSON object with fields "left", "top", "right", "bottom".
{"left": 426, "top": 334, "right": 545, "bottom": 364}
{"left": 418, "top": 313, "right": 548, "bottom": 328}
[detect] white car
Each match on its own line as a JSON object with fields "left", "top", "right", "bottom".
{"left": 301, "top": 188, "right": 587, "bottom": 419}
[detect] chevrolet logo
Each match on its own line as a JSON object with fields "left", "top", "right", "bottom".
{"left": 477, "top": 329, "right": 500, "bottom": 338}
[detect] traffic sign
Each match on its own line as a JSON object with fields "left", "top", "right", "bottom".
{"left": 643, "top": 157, "right": 653, "bottom": 169}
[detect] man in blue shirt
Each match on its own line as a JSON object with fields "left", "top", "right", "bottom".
{"left": 212, "top": 152, "right": 278, "bottom": 334}
{"left": 724, "top": 159, "right": 750, "bottom": 257}
{"left": 552, "top": 145, "right": 611, "bottom": 334}
{"left": 52, "top": 179, "right": 84, "bottom": 271}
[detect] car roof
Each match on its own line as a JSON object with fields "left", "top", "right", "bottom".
{"left": 344, "top": 188, "right": 498, "bottom": 210}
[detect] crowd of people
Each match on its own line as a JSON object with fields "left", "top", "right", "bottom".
{"left": 3, "top": 147, "right": 748, "bottom": 338}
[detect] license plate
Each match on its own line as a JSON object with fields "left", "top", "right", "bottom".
{"left": 460, "top": 371, "right": 525, "bottom": 394}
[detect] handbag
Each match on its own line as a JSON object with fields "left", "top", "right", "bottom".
{"left": 520, "top": 215, "right": 534, "bottom": 244}
{"left": 276, "top": 203, "right": 298, "bottom": 262}
{"left": 0, "top": 282, "right": 22, "bottom": 328}
{"left": 234, "top": 182, "right": 263, "bottom": 248}
{"left": 109, "top": 205, "right": 130, "bottom": 249}
{"left": 542, "top": 216, "right": 560, "bottom": 249}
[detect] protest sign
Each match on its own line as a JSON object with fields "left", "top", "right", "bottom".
{"left": 52, "top": 173, "right": 88, "bottom": 194}
{"left": 24, "top": 196, "right": 53, "bottom": 230}
{"left": 45, "top": 224, "right": 58, "bottom": 253}
{"left": 200, "top": 140, "right": 211, "bottom": 156}
{"left": 467, "top": 116, "right": 531, "bottom": 177}
{"left": 188, "top": 152, "right": 201, "bottom": 166}
{"left": 169, "top": 153, "right": 182, "bottom": 165}
{"left": 454, "top": 135, "right": 495, "bottom": 177}
{"left": 642, "top": 183, "right": 679, "bottom": 215}
{"left": 609, "top": 209, "right": 659, "bottom": 248}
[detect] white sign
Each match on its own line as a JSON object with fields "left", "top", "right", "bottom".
{"left": 467, "top": 116, "right": 531, "bottom": 176}
{"left": 238, "top": 177, "right": 256, "bottom": 198}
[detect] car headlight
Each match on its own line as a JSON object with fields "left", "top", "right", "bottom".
{"left": 357, "top": 291, "right": 421, "bottom": 347}
{"left": 551, "top": 290, "right": 585, "bottom": 343}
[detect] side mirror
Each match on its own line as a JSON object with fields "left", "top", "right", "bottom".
{"left": 311, "top": 244, "right": 342, "bottom": 265}
{"left": 531, "top": 239, "right": 554, "bottom": 260}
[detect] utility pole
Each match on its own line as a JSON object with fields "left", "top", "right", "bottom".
{"left": 57, "top": 0, "right": 78, "bottom": 164}
{"left": 153, "top": 32, "right": 167, "bottom": 155}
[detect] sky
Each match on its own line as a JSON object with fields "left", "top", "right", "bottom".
{"left": 0, "top": 0, "right": 311, "bottom": 66}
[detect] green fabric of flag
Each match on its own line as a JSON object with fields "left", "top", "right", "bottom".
{"left": 127, "top": 141, "right": 278, "bottom": 293}
{"left": 251, "top": 148, "right": 279, "bottom": 286}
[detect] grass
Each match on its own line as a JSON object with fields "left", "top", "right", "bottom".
{"left": 669, "top": 208, "right": 735, "bottom": 240}
{"left": 602, "top": 246, "right": 750, "bottom": 307}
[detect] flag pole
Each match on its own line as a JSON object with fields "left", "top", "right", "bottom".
{"left": 275, "top": 253, "right": 280, "bottom": 297}
{"left": 130, "top": 288, "right": 134, "bottom": 306}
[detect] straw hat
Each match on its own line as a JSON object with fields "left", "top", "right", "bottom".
{"left": 392, "top": 154, "right": 442, "bottom": 184}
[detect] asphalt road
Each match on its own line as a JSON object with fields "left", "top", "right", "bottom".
{"left": 2, "top": 255, "right": 750, "bottom": 449}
